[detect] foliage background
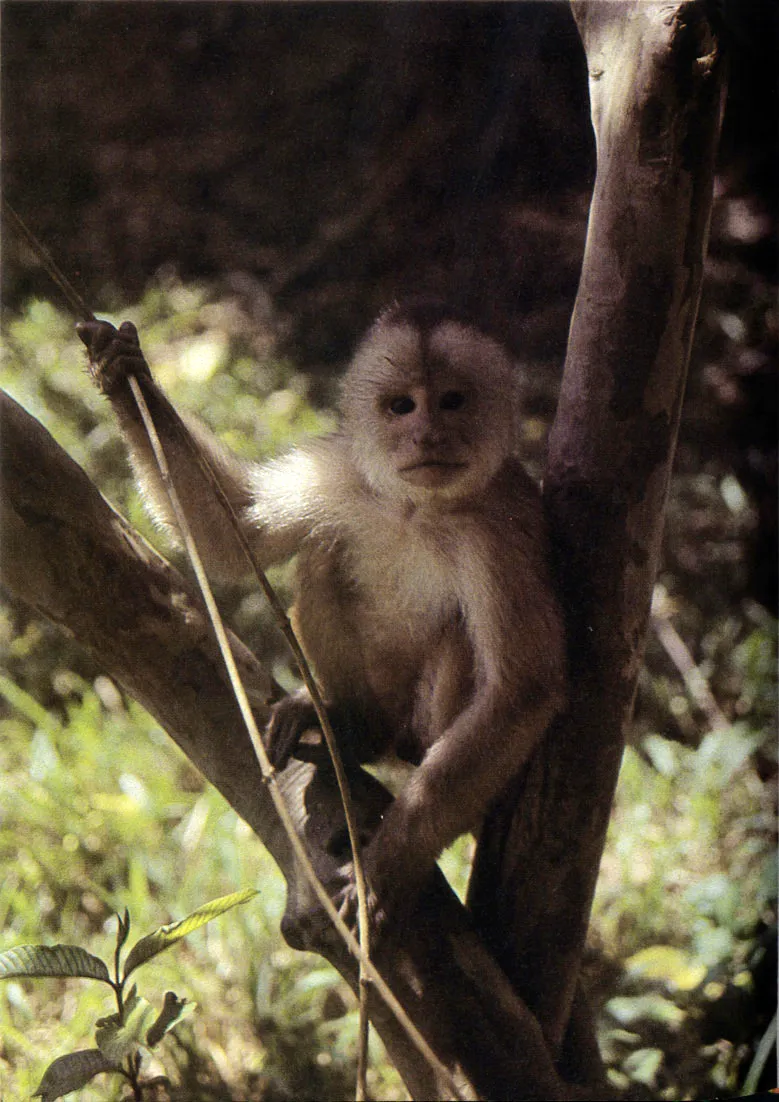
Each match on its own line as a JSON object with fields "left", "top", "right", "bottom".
{"left": 1, "top": 3, "right": 776, "bottom": 1099}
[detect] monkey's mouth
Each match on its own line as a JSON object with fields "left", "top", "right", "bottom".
{"left": 399, "top": 460, "right": 466, "bottom": 488}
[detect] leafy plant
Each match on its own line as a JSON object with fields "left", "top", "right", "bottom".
{"left": 0, "top": 891, "right": 257, "bottom": 1101}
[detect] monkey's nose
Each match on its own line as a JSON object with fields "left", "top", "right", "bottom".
{"left": 414, "top": 420, "right": 446, "bottom": 449}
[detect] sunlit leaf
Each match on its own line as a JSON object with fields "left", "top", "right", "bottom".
{"left": 622, "top": 1047, "right": 663, "bottom": 1087}
{"left": 33, "top": 1049, "right": 117, "bottom": 1101}
{"left": 606, "top": 994, "right": 685, "bottom": 1029}
{"left": 692, "top": 920, "right": 735, "bottom": 967}
{"left": 123, "top": 888, "right": 258, "bottom": 978}
{"left": 624, "top": 945, "right": 707, "bottom": 991}
{"left": 0, "top": 944, "right": 110, "bottom": 984}
{"left": 0, "top": 673, "right": 61, "bottom": 734}
{"left": 643, "top": 734, "right": 678, "bottom": 778}
{"left": 696, "top": 724, "right": 765, "bottom": 782}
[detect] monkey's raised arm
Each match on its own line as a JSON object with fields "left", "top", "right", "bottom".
{"left": 78, "top": 320, "right": 310, "bottom": 579}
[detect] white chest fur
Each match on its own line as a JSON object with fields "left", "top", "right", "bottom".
{"left": 347, "top": 499, "right": 462, "bottom": 633}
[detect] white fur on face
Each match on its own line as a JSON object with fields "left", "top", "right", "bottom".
{"left": 341, "top": 318, "right": 519, "bottom": 503}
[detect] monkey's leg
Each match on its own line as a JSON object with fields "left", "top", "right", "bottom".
{"left": 366, "top": 685, "right": 559, "bottom": 926}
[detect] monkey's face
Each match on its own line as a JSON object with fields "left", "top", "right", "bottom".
{"left": 342, "top": 312, "right": 517, "bottom": 504}
{"left": 378, "top": 380, "right": 477, "bottom": 491}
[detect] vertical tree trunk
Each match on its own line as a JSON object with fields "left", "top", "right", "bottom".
{"left": 468, "top": 0, "right": 726, "bottom": 1081}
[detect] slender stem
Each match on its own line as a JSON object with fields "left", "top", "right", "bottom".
{"left": 169, "top": 418, "right": 373, "bottom": 1099}
{"left": 128, "top": 377, "right": 459, "bottom": 1099}
{"left": 2, "top": 198, "right": 95, "bottom": 323}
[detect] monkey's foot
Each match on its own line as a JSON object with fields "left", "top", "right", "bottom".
{"left": 335, "top": 839, "right": 428, "bottom": 939}
{"left": 334, "top": 870, "right": 387, "bottom": 938}
{"left": 77, "top": 319, "right": 151, "bottom": 396}
{"left": 278, "top": 864, "right": 384, "bottom": 954}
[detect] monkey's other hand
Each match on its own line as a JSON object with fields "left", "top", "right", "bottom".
{"left": 77, "top": 319, "right": 151, "bottom": 396}
{"left": 265, "top": 690, "right": 322, "bottom": 771}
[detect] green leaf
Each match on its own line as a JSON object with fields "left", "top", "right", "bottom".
{"left": 0, "top": 672, "right": 61, "bottom": 735}
{"left": 146, "top": 990, "right": 197, "bottom": 1047}
{"left": 642, "top": 734, "right": 679, "bottom": 778}
{"left": 624, "top": 945, "right": 707, "bottom": 991}
{"left": 115, "top": 909, "right": 131, "bottom": 955}
{"left": 122, "top": 888, "right": 258, "bottom": 979}
{"left": 33, "top": 1049, "right": 117, "bottom": 1102}
{"left": 622, "top": 1047, "right": 664, "bottom": 1087}
{"left": 95, "top": 987, "right": 156, "bottom": 1064}
{"left": 606, "top": 994, "right": 685, "bottom": 1029}
{"left": 0, "top": 944, "right": 111, "bottom": 984}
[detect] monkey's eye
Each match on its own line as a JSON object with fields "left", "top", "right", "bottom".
{"left": 439, "top": 390, "right": 466, "bottom": 411}
{"left": 388, "top": 395, "right": 416, "bottom": 416}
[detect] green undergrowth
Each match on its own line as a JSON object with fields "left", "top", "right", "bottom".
{"left": 1, "top": 283, "right": 775, "bottom": 1100}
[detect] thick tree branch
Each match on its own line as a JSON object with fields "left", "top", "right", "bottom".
{"left": 0, "top": 389, "right": 575, "bottom": 1100}
{"left": 468, "top": 0, "right": 726, "bottom": 1076}
{"left": 467, "top": 0, "right": 727, "bottom": 1079}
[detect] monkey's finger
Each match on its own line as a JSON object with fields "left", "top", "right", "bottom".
{"left": 76, "top": 319, "right": 118, "bottom": 360}
{"left": 117, "top": 320, "right": 140, "bottom": 345}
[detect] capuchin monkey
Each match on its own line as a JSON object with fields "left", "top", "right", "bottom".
{"left": 78, "top": 301, "right": 567, "bottom": 925}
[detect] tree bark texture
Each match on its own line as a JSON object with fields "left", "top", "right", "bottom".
{"left": 0, "top": 3, "right": 726, "bottom": 1098}
{"left": 468, "top": 0, "right": 727, "bottom": 1075}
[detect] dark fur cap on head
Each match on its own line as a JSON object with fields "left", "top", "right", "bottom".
{"left": 377, "top": 296, "right": 501, "bottom": 344}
